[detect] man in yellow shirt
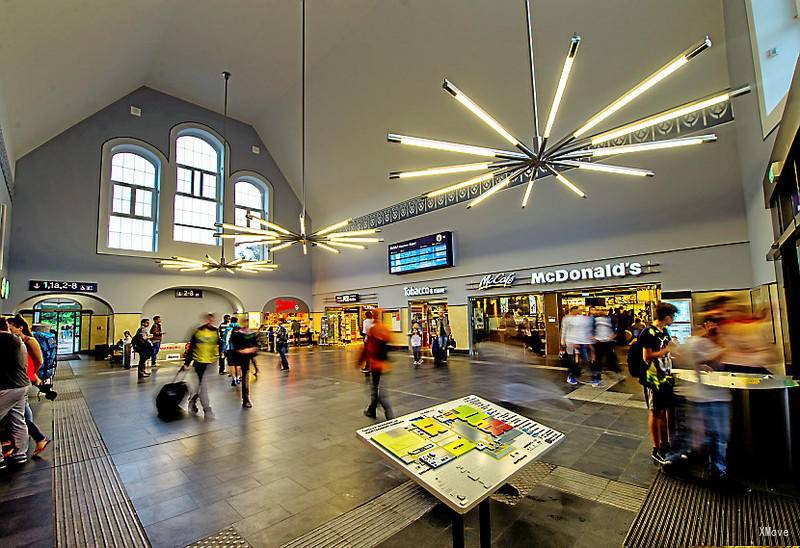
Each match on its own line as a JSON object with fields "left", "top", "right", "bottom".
{"left": 184, "top": 313, "right": 220, "bottom": 420}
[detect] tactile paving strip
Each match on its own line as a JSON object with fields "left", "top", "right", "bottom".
{"left": 279, "top": 480, "right": 438, "bottom": 548}
{"left": 625, "top": 471, "right": 800, "bottom": 547}
{"left": 490, "top": 461, "right": 556, "bottom": 505}
{"left": 186, "top": 526, "right": 251, "bottom": 547}
{"left": 52, "top": 369, "right": 149, "bottom": 548}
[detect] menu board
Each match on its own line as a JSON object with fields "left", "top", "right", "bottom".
{"left": 662, "top": 298, "right": 693, "bottom": 342}
{"left": 388, "top": 232, "right": 454, "bottom": 275}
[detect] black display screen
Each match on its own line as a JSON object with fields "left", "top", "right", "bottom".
{"left": 388, "top": 232, "right": 454, "bottom": 275}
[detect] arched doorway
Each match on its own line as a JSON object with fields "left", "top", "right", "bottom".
{"left": 33, "top": 298, "right": 82, "bottom": 354}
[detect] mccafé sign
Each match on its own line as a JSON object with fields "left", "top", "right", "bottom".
{"left": 478, "top": 272, "right": 516, "bottom": 290}
{"left": 531, "top": 262, "right": 643, "bottom": 285}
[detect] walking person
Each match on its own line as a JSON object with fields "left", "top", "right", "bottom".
{"left": 230, "top": 324, "right": 259, "bottom": 408}
{"left": 149, "top": 315, "right": 164, "bottom": 369}
{"left": 433, "top": 308, "right": 451, "bottom": 367}
{"left": 226, "top": 317, "right": 241, "bottom": 386}
{"left": 8, "top": 315, "right": 51, "bottom": 457}
{"left": 184, "top": 314, "right": 219, "bottom": 420}
{"left": 360, "top": 310, "right": 375, "bottom": 373}
{"left": 363, "top": 311, "right": 394, "bottom": 420}
{"left": 410, "top": 328, "right": 422, "bottom": 366}
{"left": 276, "top": 319, "right": 290, "bottom": 371}
{"left": 640, "top": 302, "right": 678, "bottom": 464}
{"left": 561, "top": 307, "right": 597, "bottom": 385}
{"left": 594, "top": 309, "right": 618, "bottom": 373}
{"left": 0, "top": 317, "right": 30, "bottom": 467}
{"left": 133, "top": 318, "right": 153, "bottom": 379}
{"left": 218, "top": 314, "right": 231, "bottom": 374}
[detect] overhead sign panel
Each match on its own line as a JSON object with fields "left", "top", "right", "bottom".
{"left": 389, "top": 232, "right": 454, "bottom": 275}
{"left": 29, "top": 280, "right": 98, "bottom": 293}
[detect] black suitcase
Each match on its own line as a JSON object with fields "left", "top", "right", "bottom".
{"left": 156, "top": 370, "right": 189, "bottom": 420}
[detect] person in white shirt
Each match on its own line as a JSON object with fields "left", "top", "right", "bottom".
{"left": 561, "top": 306, "right": 597, "bottom": 386}
{"left": 594, "top": 309, "right": 618, "bottom": 373}
{"left": 410, "top": 328, "right": 422, "bottom": 366}
{"left": 359, "top": 310, "right": 375, "bottom": 373}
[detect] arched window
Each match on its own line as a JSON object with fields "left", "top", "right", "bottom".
{"left": 173, "top": 134, "right": 222, "bottom": 245}
{"left": 234, "top": 178, "right": 268, "bottom": 260}
{"left": 108, "top": 151, "right": 158, "bottom": 251}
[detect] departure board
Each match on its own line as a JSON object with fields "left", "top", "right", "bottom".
{"left": 388, "top": 232, "right": 454, "bottom": 275}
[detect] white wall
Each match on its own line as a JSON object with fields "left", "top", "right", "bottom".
{"left": 724, "top": 0, "right": 781, "bottom": 286}
{"left": 745, "top": 0, "right": 800, "bottom": 135}
{"left": 142, "top": 288, "right": 237, "bottom": 343}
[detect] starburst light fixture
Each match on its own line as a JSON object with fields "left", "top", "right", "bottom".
{"left": 215, "top": 0, "right": 382, "bottom": 255}
{"left": 387, "top": 0, "right": 750, "bottom": 209}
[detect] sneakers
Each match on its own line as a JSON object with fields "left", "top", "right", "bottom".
{"left": 10, "top": 455, "right": 28, "bottom": 465}
{"left": 189, "top": 398, "right": 199, "bottom": 414}
{"left": 590, "top": 377, "right": 603, "bottom": 388}
{"left": 242, "top": 401, "right": 252, "bottom": 409}
{"left": 651, "top": 448, "right": 668, "bottom": 465}
{"left": 230, "top": 378, "right": 237, "bottom": 387}
{"left": 363, "top": 409, "right": 377, "bottom": 419}
{"left": 566, "top": 375, "right": 578, "bottom": 385}
{"left": 204, "top": 409, "right": 215, "bottom": 420}
{"left": 32, "top": 438, "right": 51, "bottom": 457}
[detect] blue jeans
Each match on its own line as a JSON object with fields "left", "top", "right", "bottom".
{"left": 278, "top": 344, "right": 289, "bottom": 369}
{"left": 24, "top": 399, "right": 46, "bottom": 443}
{"left": 151, "top": 342, "right": 161, "bottom": 366}
{"left": 699, "top": 401, "right": 730, "bottom": 475}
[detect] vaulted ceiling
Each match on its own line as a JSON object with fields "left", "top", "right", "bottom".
{"left": 0, "top": 0, "right": 733, "bottom": 225}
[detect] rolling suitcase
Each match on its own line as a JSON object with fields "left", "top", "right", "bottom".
{"left": 156, "top": 369, "right": 189, "bottom": 420}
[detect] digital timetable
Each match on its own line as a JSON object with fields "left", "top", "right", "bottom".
{"left": 388, "top": 232, "right": 454, "bottom": 275}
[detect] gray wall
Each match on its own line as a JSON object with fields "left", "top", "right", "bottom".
{"left": 723, "top": 0, "right": 781, "bottom": 286}
{"left": 8, "top": 86, "right": 312, "bottom": 314}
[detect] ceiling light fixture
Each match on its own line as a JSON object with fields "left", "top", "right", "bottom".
{"left": 216, "top": 0, "right": 381, "bottom": 255}
{"left": 386, "top": 0, "right": 749, "bottom": 209}
{"left": 158, "top": 72, "right": 281, "bottom": 274}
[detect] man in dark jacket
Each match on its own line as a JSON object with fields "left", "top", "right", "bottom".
{"left": 0, "top": 317, "right": 30, "bottom": 467}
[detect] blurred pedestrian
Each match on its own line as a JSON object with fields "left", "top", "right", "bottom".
{"left": 363, "top": 311, "right": 394, "bottom": 420}
{"left": 594, "top": 309, "right": 618, "bottom": 372}
{"left": 218, "top": 314, "right": 231, "bottom": 375}
{"left": 227, "top": 316, "right": 241, "bottom": 386}
{"left": 184, "top": 314, "right": 219, "bottom": 420}
{"left": 0, "top": 317, "right": 29, "bottom": 467}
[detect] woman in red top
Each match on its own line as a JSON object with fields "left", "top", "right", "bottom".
{"left": 9, "top": 315, "right": 50, "bottom": 456}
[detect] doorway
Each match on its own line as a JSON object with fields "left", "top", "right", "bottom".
{"left": 33, "top": 298, "right": 82, "bottom": 355}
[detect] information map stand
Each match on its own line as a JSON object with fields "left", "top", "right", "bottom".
{"left": 356, "top": 395, "right": 564, "bottom": 547}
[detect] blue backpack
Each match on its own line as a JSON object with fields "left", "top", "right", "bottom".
{"left": 33, "top": 331, "right": 58, "bottom": 380}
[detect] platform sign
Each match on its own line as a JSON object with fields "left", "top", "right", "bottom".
{"left": 336, "top": 294, "right": 359, "bottom": 304}
{"left": 175, "top": 288, "right": 203, "bottom": 298}
{"left": 388, "top": 232, "right": 454, "bottom": 275}
{"left": 29, "top": 280, "right": 98, "bottom": 293}
{"left": 357, "top": 394, "right": 564, "bottom": 513}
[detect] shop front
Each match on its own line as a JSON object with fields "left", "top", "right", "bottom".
{"left": 261, "top": 296, "right": 313, "bottom": 347}
{"left": 405, "top": 284, "right": 449, "bottom": 355}
{"left": 322, "top": 293, "right": 377, "bottom": 346}
{"left": 467, "top": 262, "right": 663, "bottom": 358}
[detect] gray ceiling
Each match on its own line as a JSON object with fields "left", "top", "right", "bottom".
{"left": 0, "top": 0, "right": 733, "bottom": 225}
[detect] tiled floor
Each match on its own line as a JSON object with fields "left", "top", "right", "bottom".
{"left": 0, "top": 347, "right": 656, "bottom": 547}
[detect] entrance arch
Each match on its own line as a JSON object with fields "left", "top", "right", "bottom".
{"left": 33, "top": 298, "right": 82, "bottom": 354}
{"left": 142, "top": 286, "right": 244, "bottom": 343}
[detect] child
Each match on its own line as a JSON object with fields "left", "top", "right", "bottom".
{"left": 411, "top": 328, "right": 422, "bottom": 366}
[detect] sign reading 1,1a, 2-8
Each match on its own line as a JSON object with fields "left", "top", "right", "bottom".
{"left": 29, "top": 280, "right": 98, "bottom": 293}
{"left": 175, "top": 288, "right": 204, "bottom": 298}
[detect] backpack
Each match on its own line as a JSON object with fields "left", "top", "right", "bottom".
{"left": 627, "top": 338, "right": 646, "bottom": 381}
{"left": 276, "top": 326, "right": 289, "bottom": 345}
{"left": 33, "top": 331, "right": 57, "bottom": 380}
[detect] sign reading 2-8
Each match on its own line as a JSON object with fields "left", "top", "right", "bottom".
{"left": 175, "top": 288, "right": 204, "bottom": 298}
{"left": 29, "top": 280, "right": 98, "bottom": 293}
